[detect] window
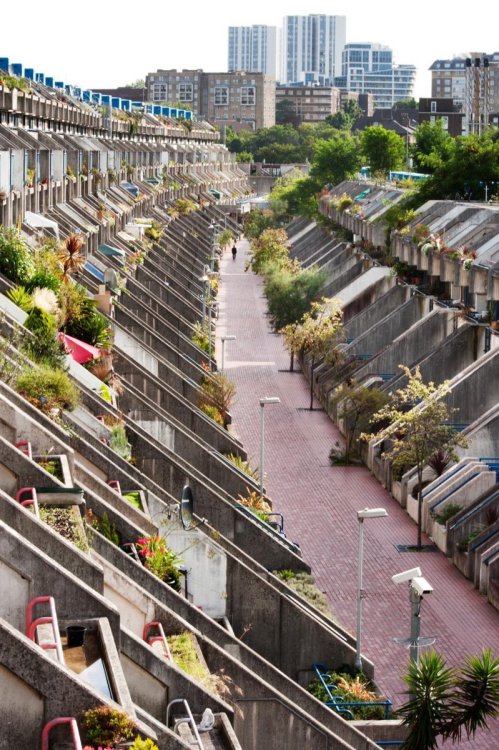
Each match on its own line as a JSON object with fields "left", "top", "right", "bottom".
{"left": 178, "top": 83, "right": 193, "bottom": 102}
{"left": 241, "top": 86, "right": 256, "bottom": 105}
{"left": 151, "top": 83, "right": 167, "bottom": 101}
{"left": 214, "top": 86, "right": 229, "bottom": 105}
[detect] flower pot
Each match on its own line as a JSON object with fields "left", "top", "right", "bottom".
{"left": 66, "top": 625, "right": 86, "bottom": 648}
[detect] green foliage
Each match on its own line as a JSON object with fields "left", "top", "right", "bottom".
{"left": 270, "top": 169, "right": 321, "bottom": 220}
{"left": 433, "top": 502, "right": 462, "bottom": 525}
{"left": 15, "top": 364, "right": 79, "bottom": 412}
{"left": 310, "top": 132, "right": 362, "bottom": 187}
{"left": 199, "top": 370, "right": 236, "bottom": 425}
{"left": 225, "top": 453, "right": 259, "bottom": 481}
{"left": 136, "top": 535, "right": 182, "bottom": 590}
{"left": 122, "top": 490, "right": 143, "bottom": 510}
{"left": 411, "top": 120, "right": 452, "bottom": 174}
{"left": 246, "top": 228, "right": 290, "bottom": 274}
{"left": 243, "top": 208, "right": 277, "bottom": 240}
{"left": 325, "top": 100, "right": 363, "bottom": 130}
{"left": 167, "top": 631, "right": 212, "bottom": 685}
{"left": 397, "top": 649, "right": 499, "bottom": 750}
{"left": 81, "top": 705, "right": 135, "bottom": 746}
{"left": 171, "top": 198, "right": 197, "bottom": 215}
{"left": 24, "top": 307, "right": 66, "bottom": 369}
{"left": 129, "top": 738, "right": 159, "bottom": 750}
{"left": 307, "top": 669, "right": 385, "bottom": 719}
{"left": 109, "top": 424, "right": 132, "bottom": 461}
{"left": 0, "top": 227, "right": 35, "bottom": 283}
{"left": 24, "top": 270, "right": 61, "bottom": 293}
{"left": 217, "top": 228, "right": 234, "bottom": 248}
{"left": 6, "top": 285, "right": 33, "bottom": 311}
{"left": 200, "top": 403, "right": 224, "bottom": 425}
{"left": 361, "top": 125, "right": 406, "bottom": 175}
{"left": 363, "top": 366, "right": 468, "bottom": 548}
{"left": 331, "top": 381, "right": 389, "bottom": 463}
{"left": 144, "top": 221, "right": 163, "bottom": 242}
{"left": 92, "top": 510, "right": 120, "bottom": 545}
{"left": 264, "top": 265, "right": 325, "bottom": 332}
{"left": 0, "top": 73, "right": 30, "bottom": 91}
{"left": 62, "top": 295, "right": 112, "bottom": 349}
{"left": 275, "top": 570, "right": 334, "bottom": 618}
{"left": 191, "top": 321, "right": 210, "bottom": 353}
{"left": 281, "top": 298, "right": 345, "bottom": 364}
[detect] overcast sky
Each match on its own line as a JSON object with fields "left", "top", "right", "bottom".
{"left": 2, "top": 1, "right": 499, "bottom": 99}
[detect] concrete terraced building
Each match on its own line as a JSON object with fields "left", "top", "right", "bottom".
{"left": 0, "top": 57, "right": 406, "bottom": 750}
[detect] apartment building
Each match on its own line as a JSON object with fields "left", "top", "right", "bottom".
{"left": 281, "top": 14, "right": 346, "bottom": 85}
{"left": 228, "top": 25, "right": 279, "bottom": 79}
{"left": 145, "top": 69, "right": 275, "bottom": 131}
{"left": 336, "top": 43, "right": 416, "bottom": 108}
{"left": 276, "top": 84, "right": 341, "bottom": 124}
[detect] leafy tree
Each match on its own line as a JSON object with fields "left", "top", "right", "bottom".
{"left": 276, "top": 99, "right": 301, "bottom": 127}
{"left": 270, "top": 169, "right": 321, "bottom": 220}
{"left": 255, "top": 142, "right": 306, "bottom": 164}
{"left": 310, "top": 133, "right": 362, "bottom": 188}
{"left": 264, "top": 265, "right": 326, "bottom": 333}
{"left": 326, "top": 101, "right": 363, "bottom": 130}
{"left": 363, "top": 366, "right": 468, "bottom": 549}
{"left": 243, "top": 208, "right": 277, "bottom": 240}
{"left": 331, "top": 380, "right": 389, "bottom": 464}
{"left": 246, "top": 228, "right": 290, "bottom": 274}
{"left": 124, "top": 79, "right": 145, "bottom": 89}
{"left": 412, "top": 130, "right": 499, "bottom": 203}
{"left": 398, "top": 649, "right": 499, "bottom": 750}
{"left": 411, "top": 120, "right": 453, "bottom": 173}
{"left": 393, "top": 97, "right": 417, "bottom": 111}
{"left": 361, "top": 125, "right": 406, "bottom": 175}
{"left": 282, "top": 299, "right": 345, "bottom": 409}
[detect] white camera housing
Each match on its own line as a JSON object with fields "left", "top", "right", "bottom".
{"left": 411, "top": 576, "right": 433, "bottom": 596}
{"left": 391, "top": 567, "right": 422, "bottom": 585}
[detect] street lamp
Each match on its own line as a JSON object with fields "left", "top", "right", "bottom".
{"left": 259, "top": 397, "right": 280, "bottom": 498}
{"left": 221, "top": 335, "right": 236, "bottom": 374}
{"left": 355, "top": 507, "right": 388, "bottom": 671}
{"left": 199, "top": 273, "right": 209, "bottom": 327}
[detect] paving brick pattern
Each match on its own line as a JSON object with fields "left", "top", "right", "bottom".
{"left": 216, "top": 238, "right": 499, "bottom": 749}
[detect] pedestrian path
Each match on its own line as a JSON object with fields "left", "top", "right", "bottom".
{"left": 216, "top": 237, "right": 498, "bottom": 749}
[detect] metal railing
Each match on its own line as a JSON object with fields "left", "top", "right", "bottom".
{"left": 166, "top": 699, "right": 204, "bottom": 750}
{"left": 313, "top": 664, "right": 392, "bottom": 720}
{"left": 143, "top": 621, "right": 173, "bottom": 660}
{"left": 25, "top": 596, "right": 65, "bottom": 664}
{"left": 41, "top": 717, "right": 82, "bottom": 750}
{"left": 16, "top": 487, "right": 40, "bottom": 519}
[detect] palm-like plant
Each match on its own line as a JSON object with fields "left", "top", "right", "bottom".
{"left": 57, "top": 233, "right": 85, "bottom": 279}
{"left": 398, "top": 649, "right": 499, "bottom": 750}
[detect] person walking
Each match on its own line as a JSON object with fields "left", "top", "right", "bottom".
{"left": 231, "top": 245, "right": 237, "bottom": 261}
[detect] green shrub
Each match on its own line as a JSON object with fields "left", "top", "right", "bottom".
{"left": 167, "top": 632, "right": 211, "bottom": 683}
{"left": 307, "top": 670, "right": 386, "bottom": 720}
{"left": 23, "top": 307, "right": 66, "bottom": 369}
{"left": 109, "top": 424, "right": 132, "bottom": 461}
{"left": 80, "top": 705, "right": 135, "bottom": 746}
{"left": 200, "top": 403, "right": 224, "bottom": 425}
{"left": 137, "top": 535, "right": 182, "bottom": 590}
{"left": 63, "top": 296, "right": 112, "bottom": 349}
{"left": 91, "top": 510, "right": 120, "bottom": 546}
{"left": 15, "top": 365, "right": 79, "bottom": 411}
{"left": 274, "top": 570, "right": 334, "bottom": 618}
{"left": 225, "top": 453, "right": 259, "bottom": 481}
{"left": 0, "top": 228, "right": 35, "bottom": 283}
{"left": 25, "top": 270, "right": 61, "bottom": 293}
{"left": 6, "top": 285, "right": 33, "bottom": 311}
{"left": 191, "top": 321, "right": 210, "bottom": 353}
{"left": 433, "top": 502, "right": 462, "bottom": 525}
{"left": 122, "top": 490, "right": 142, "bottom": 510}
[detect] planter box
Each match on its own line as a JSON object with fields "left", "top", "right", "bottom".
{"left": 35, "top": 487, "right": 85, "bottom": 507}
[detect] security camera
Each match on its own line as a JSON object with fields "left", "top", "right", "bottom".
{"left": 411, "top": 576, "right": 433, "bottom": 596}
{"left": 391, "top": 567, "right": 422, "bottom": 585}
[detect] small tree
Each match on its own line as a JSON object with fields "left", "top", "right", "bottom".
{"left": 398, "top": 648, "right": 499, "bottom": 750}
{"left": 361, "top": 125, "right": 406, "bottom": 175}
{"left": 363, "top": 366, "right": 467, "bottom": 549}
{"left": 331, "top": 380, "right": 389, "bottom": 464}
{"left": 246, "top": 228, "right": 290, "bottom": 274}
{"left": 264, "top": 265, "right": 325, "bottom": 334}
{"left": 282, "top": 299, "right": 345, "bottom": 410}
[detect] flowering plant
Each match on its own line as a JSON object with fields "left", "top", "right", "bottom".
{"left": 136, "top": 535, "right": 182, "bottom": 590}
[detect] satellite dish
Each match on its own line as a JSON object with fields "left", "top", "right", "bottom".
{"left": 103, "top": 268, "right": 118, "bottom": 290}
{"left": 180, "top": 484, "right": 194, "bottom": 530}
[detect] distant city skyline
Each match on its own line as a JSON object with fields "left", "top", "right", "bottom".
{"left": 2, "top": 1, "right": 499, "bottom": 100}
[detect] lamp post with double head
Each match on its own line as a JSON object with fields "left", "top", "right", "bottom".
{"left": 259, "top": 397, "right": 280, "bottom": 498}
{"left": 355, "top": 507, "right": 388, "bottom": 671}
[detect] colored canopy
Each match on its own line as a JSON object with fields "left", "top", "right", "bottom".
{"left": 59, "top": 333, "right": 101, "bottom": 364}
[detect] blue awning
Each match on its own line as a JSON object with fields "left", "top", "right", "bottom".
{"left": 98, "top": 244, "right": 126, "bottom": 258}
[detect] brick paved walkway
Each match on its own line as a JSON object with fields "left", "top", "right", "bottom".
{"left": 216, "top": 238, "right": 498, "bottom": 749}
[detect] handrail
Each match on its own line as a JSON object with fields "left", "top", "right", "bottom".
{"left": 166, "top": 698, "right": 204, "bottom": 749}
{"left": 108, "top": 479, "right": 122, "bottom": 494}
{"left": 121, "top": 542, "right": 141, "bottom": 563}
{"left": 25, "top": 596, "right": 65, "bottom": 664}
{"left": 15, "top": 440, "right": 32, "bottom": 459}
{"left": 143, "top": 621, "right": 173, "bottom": 660}
{"left": 16, "top": 487, "right": 40, "bottom": 519}
{"left": 41, "top": 717, "right": 83, "bottom": 750}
